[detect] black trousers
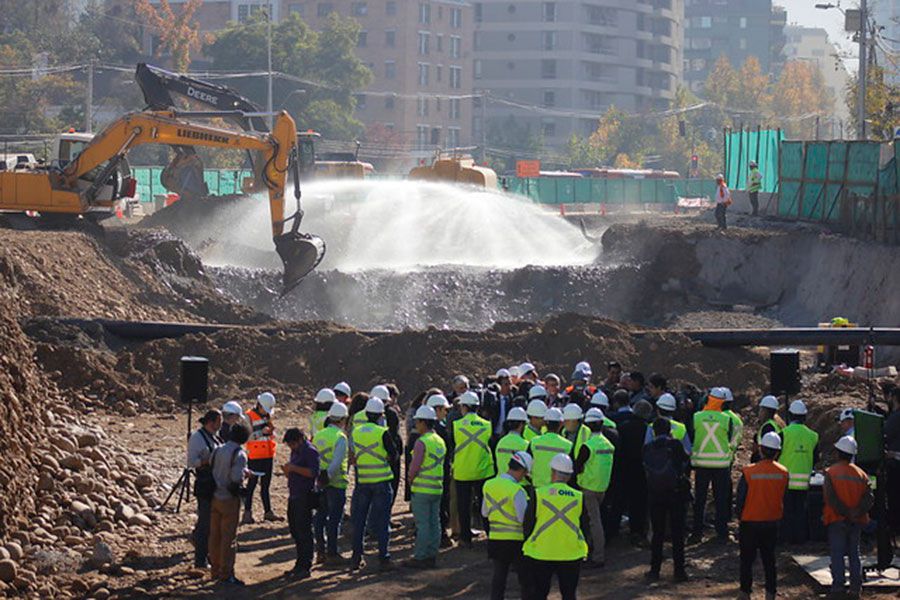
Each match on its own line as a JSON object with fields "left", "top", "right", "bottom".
{"left": 529, "top": 558, "right": 581, "bottom": 600}
{"left": 455, "top": 479, "right": 486, "bottom": 543}
{"left": 692, "top": 467, "right": 731, "bottom": 538}
{"left": 888, "top": 460, "right": 900, "bottom": 534}
{"left": 649, "top": 498, "right": 686, "bottom": 574}
{"left": 715, "top": 203, "right": 727, "bottom": 229}
{"left": 739, "top": 521, "right": 778, "bottom": 594}
{"left": 244, "top": 457, "right": 273, "bottom": 513}
{"left": 193, "top": 496, "right": 212, "bottom": 567}
{"left": 288, "top": 494, "right": 315, "bottom": 572}
{"left": 608, "top": 470, "right": 647, "bottom": 537}
{"left": 440, "top": 471, "right": 452, "bottom": 534}
{"left": 781, "top": 489, "right": 808, "bottom": 544}
{"left": 488, "top": 540, "right": 527, "bottom": 600}
{"left": 749, "top": 191, "right": 759, "bottom": 215}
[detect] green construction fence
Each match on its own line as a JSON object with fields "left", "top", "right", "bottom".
{"left": 133, "top": 167, "right": 253, "bottom": 202}
{"left": 724, "top": 127, "right": 783, "bottom": 193}
{"left": 504, "top": 177, "right": 717, "bottom": 206}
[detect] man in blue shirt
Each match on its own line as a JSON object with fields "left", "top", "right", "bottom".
{"left": 282, "top": 428, "right": 320, "bottom": 579}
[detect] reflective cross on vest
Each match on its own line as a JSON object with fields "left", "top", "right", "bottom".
{"left": 410, "top": 431, "right": 446, "bottom": 495}
{"left": 483, "top": 475, "right": 525, "bottom": 541}
{"left": 313, "top": 425, "right": 348, "bottom": 489}
{"left": 691, "top": 410, "right": 732, "bottom": 469}
{"left": 523, "top": 483, "right": 588, "bottom": 562}
{"left": 452, "top": 412, "right": 494, "bottom": 481}
{"left": 494, "top": 431, "right": 529, "bottom": 476}
{"left": 352, "top": 423, "right": 393, "bottom": 485}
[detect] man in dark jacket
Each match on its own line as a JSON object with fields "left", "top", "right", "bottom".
{"left": 607, "top": 391, "right": 649, "bottom": 545}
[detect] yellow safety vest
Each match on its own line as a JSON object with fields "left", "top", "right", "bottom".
{"left": 452, "top": 412, "right": 494, "bottom": 481}
{"left": 567, "top": 424, "right": 591, "bottom": 460}
{"left": 410, "top": 431, "right": 446, "bottom": 495}
{"left": 780, "top": 423, "right": 819, "bottom": 491}
{"left": 352, "top": 423, "right": 392, "bottom": 484}
{"left": 483, "top": 475, "right": 525, "bottom": 541}
{"left": 529, "top": 432, "right": 573, "bottom": 489}
{"left": 691, "top": 410, "right": 732, "bottom": 469}
{"left": 523, "top": 424, "right": 544, "bottom": 443}
{"left": 313, "top": 424, "right": 348, "bottom": 489}
{"left": 309, "top": 409, "right": 329, "bottom": 439}
{"left": 523, "top": 483, "right": 588, "bottom": 561}
{"left": 495, "top": 432, "right": 529, "bottom": 474}
{"left": 577, "top": 433, "right": 615, "bottom": 493}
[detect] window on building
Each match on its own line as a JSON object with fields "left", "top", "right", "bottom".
{"left": 436, "top": 64, "right": 443, "bottom": 81}
{"left": 739, "top": 38, "right": 746, "bottom": 50}
{"left": 355, "top": 94, "right": 367, "bottom": 110}
{"left": 419, "top": 3, "right": 431, "bottom": 25}
{"left": 450, "top": 36, "right": 461, "bottom": 59}
{"left": 437, "top": 34, "right": 443, "bottom": 52}
{"left": 541, "top": 59, "right": 557, "bottom": 78}
{"left": 386, "top": 1, "right": 396, "bottom": 16}
{"left": 417, "top": 96, "right": 429, "bottom": 117}
{"left": 418, "top": 63, "right": 430, "bottom": 86}
{"left": 289, "top": 3, "right": 304, "bottom": 16}
{"left": 385, "top": 123, "right": 395, "bottom": 132}
{"left": 450, "top": 98, "right": 461, "bottom": 119}
{"left": 543, "top": 90, "right": 555, "bottom": 107}
{"left": 542, "top": 31, "right": 556, "bottom": 51}
{"left": 586, "top": 6, "right": 616, "bottom": 27}
{"left": 739, "top": 17, "right": 747, "bottom": 29}
{"left": 352, "top": 2, "right": 367, "bottom": 16}
{"left": 418, "top": 32, "right": 430, "bottom": 55}
{"left": 541, "top": 118, "right": 556, "bottom": 138}
{"left": 474, "top": 31, "right": 482, "bottom": 51}
{"left": 698, "top": 16, "right": 711, "bottom": 28}
{"left": 431, "top": 128, "right": 441, "bottom": 146}
{"left": 451, "top": 7, "right": 462, "bottom": 28}
{"left": 317, "top": 3, "right": 333, "bottom": 17}
{"left": 385, "top": 30, "right": 396, "bottom": 47}
{"left": 449, "top": 66, "right": 461, "bottom": 89}
{"left": 385, "top": 61, "right": 397, "bottom": 79}
{"left": 473, "top": 59, "right": 482, "bottom": 79}
{"left": 416, "top": 125, "right": 429, "bottom": 150}
{"left": 474, "top": 3, "right": 482, "bottom": 23}
{"left": 436, "top": 97, "right": 442, "bottom": 112}
{"left": 447, "top": 127, "right": 460, "bottom": 148}
{"left": 238, "top": 3, "right": 271, "bottom": 22}
{"left": 358, "top": 31, "right": 368, "bottom": 48}
{"left": 543, "top": 2, "right": 556, "bottom": 22}
{"left": 385, "top": 95, "right": 395, "bottom": 110}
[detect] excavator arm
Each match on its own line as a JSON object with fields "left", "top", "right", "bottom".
{"left": 61, "top": 110, "right": 323, "bottom": 291}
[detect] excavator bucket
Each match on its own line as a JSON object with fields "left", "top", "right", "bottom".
{"left": 274, "top": 231, "right": 326, "bottom": 294}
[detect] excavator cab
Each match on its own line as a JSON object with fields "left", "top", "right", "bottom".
{"left": 296, "top": 131, "right": 319, "bottom": 180}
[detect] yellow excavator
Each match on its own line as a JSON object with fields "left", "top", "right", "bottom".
{"left": 0, "top": 109, "right": 324, "bottom": 293}
{"left": 408, "top": 149, "right": 498, "bottom": 188}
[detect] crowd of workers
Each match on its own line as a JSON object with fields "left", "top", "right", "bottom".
{"left": 186, "top": 360, "right": 900, "bottom": 599}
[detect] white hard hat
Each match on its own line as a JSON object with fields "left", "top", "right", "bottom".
{"left": 562, "top": 403, "right": 583, "bottom": 420}
{"left": 584, "top": 407, "right": 605, "bottom": 423}
{"left": 327, "top": 402, "right": 349, "bottom": 419}
{"left": 526, "top": 399, "right": 548, "bottom": 418}
{"left": 590, "top": 391, "right": 609, "bottom": 408}
{"left": 575, "top": 361, "right": 592, "bottom": 376}
{"left": 460, "top": 391, "right": 481, "bottom": 406}
{"left": 760, "top": 395, "right": 779, "bottom": 410}
{"left": 415, "top": 405, "right": 437, "bottom": 420}
{"left": 788, "top": 400, "right": 808, "bottom": 416}
{"left": 760, "top": 431, "right": 782, "bottom": 450}
{"left": 315, "top": 388, "right": 336, "bottom": 404}
{"left": 834, "top": 435, "right": 858, "bottom": 455}
{"left": 839, "top": 408, "right": 855, "bottom": 422}
{"left": 709, "top": 387, "right": 728, "bottom": 400}
{"left": 256, "top": 392, "right": 276, "bottom": 414}
{"left": 369, "top": 385, "right": 390, "bottom": 401}
{"left": 518, "top": 362, "right": 536, "bottom": 375}
{"left": 722, "top": 388, "right": 734, "bottom": 402}
{"left": 495, "top": 368, "right": 511, "bottom": 379}
{"left": 365, "top": 397, "right": 385, "bottom": 414}
{"left": 334, "top": 382, "right": 352, "bottom": 397}
{"left": 506, "top": 407, "right": 528, "bottom": 422}
{"left": 544, "top": 407, "right": 563, "bottom": 423}
{"left": 550, "top": 453, "right": 574, "bottom": 474}
{"left": 222, "top": 401, "right": 243, "bottom": 416}
{"left": 656, "top": 393, "right": 677, "bottom": 412}
{"left": 528, "top": 384, "right": 548, "bottom": 400}
{"left": 510, "top": 450, "right": 533, "bottom": 473}
{"left": 426, "top": 394, "right": 450, "bottom": 408}
{"left": 509, "top": 365, "right": 521, "bottom": 378}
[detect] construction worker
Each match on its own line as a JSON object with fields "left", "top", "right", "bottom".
{"left": 451, "top": 390, "right": 494, "bottom": 547}
{"left": 838, "top": 408, "right": 855, "bottom": 438}
{"left": 312, "top": 401, "right": 349, "bottom": 563}
{"left": 563, "top": 369, "right": 595, "bottom": 407}
{"left": 244, "top": 392, "right": 278, "bottom": 524}
{"left": 644, "top": 393, "right": 691, "bottom": 454}
{"left": 780, "top": 400, "right": 819, "bottom": 544}
{"left": 575, "top": 408, "right": 615, "bottom": 568}
{"left": 349, "top": 397, "right": 399, "bottom": 571}
{"left": 748, "top": 160, "right": 762, "bottom": 216}
{"left": 751, "top": 395, "right": 785, "bottom": 462}
{"left": 482, "top": 450, "right": 532, "bottom": 600}
{"left": 528, "top": 408, "right": 573, "bottom": 489}
{"left": 736, "top": 432, "right": 789, "bottom": 600}
{"left": 643, "top": 418, "right": 691, "bottom": 583}
{"left": 523, "top": 453, "right": 588, "bottom": 600}
{"left": 309, "top": 388, "right": 336, "bottom": 438}
{"left": 824, "top": 436, "right": 874, "bottom": 599}
{"left": 219, "top": 401, "right": 244, "bottom": 441}
{"left": 495, "top": 407, "right": 530, "bottom": 475}
{"left": 428, "top": 393, "right": 454, "bottom": 547}
{"left": 589, "top": 391, "right": 617, "bottom": 429}
{"left": 714, "top": 174, "right": 731, "bottom": 230}
{"left": 406, "top": 405, "right": 447, "bottom": 569}
{"left": 689, "top": 387, "right": 734, "bottom": 544}
{"left": 334, "top": 381, "right": 352, "bottom": 405}
{"left": 562, "top": 403, "right": 591, "bottom": 458}
{"left": 524, "top": 397, "right": 548, "bottom": 443}
{"left": 721, "top": 388, "right": 743, "bottom": 453}
{"left": 517, "top": 362, "right": 539, "bottom": 399}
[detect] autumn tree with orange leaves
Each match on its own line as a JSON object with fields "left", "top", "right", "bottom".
{"left": 135, "top": 0, "right": 212, "bottom": 72}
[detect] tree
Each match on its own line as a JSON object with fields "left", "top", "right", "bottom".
{"left": 206, "top": 12, "right": 371, "bottom": 140}
{"left": 770, "top": 60, "right": 833, "bottom": 138}
{"left": 845, "top": 65, "right": 899, "bottom": 140}
{"left": 734, "top": 56, "right": 770, "bottom": 115}
{"left": 704, "top": 55, "right": 740, "bottom": 108}
{"left": 565, "top": 106, "right": 649, "bottom": 168}
{"left": 135, "top": 0, "right": 211, "bottom": 72}
{"left": 484, "top": 115, "right": 543, "bottom": 172}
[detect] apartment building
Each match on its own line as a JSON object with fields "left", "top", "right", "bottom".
{"left": 784, "top": 25, "right": 851, "bottom": 135}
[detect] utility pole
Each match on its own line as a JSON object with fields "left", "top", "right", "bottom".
{"left": 85, "top": 60, "right": 94, "bottom": 133}
{"left": 480, "top": 92, "right": 487, "bottom": 164}
{"left": 858, "top": 0, "right": 868, "bottom": 140}
{"left": 266, "top": 4, "right": 274, "bottom": 128}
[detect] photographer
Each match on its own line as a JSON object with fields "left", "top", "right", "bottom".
{"left": 209, "top": 424, "right": 250, "bottom": 586}
{"left": 187, "top": 409, "right": 222, "bottom": 570}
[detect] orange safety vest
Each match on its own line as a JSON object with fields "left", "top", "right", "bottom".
{"left": 823, "top": 462, "right": 870, "bottom": 527}
{"left": 246, "top": 408, "right": 276, "bottom": 460}
{"left": 564, "top": 384, "right": 596, "bottom": 396}
{"left": 740, "top": 459, "right": 788, "bottom": 522}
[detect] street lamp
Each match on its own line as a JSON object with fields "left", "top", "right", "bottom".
{"left": 259, "top": 2, "right": 274, "bottom": 129}
{"left": 817, "top": 1, "right": 867, "bottom": 139}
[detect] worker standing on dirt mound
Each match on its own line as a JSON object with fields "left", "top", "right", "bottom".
{"left": 528, "top": 408, "right": 573, "bottom": 489}
{"left": 309, "top": 388, "right": 336, "bottom": 438}
{"left": 313, "top": 402, "right": 349, "bottom": 563}
{"left": 406, "top": 405, "right": 447, "bottom": 569}
{"left": 748, "top": 161, "right": 762, "bottom": 216}
{"left": 187, "top": 409, "right": 222, "bottom": 570}
{"left": 780, "top": 400, "right": 819, "bottom": 544}
{"left": 824, "top": 436, "right": 873, "bottom": 599}
{"left": 689, "top": 387, "right": 734, "bottom": 544}
{"left": 735, "top": 432, "right": 788, "bottom": 600}
{"left": 714, "top": 174, "right": 732, "bottom": 230}
{"left": 523, "top": 453, "right": 589, "bottom": 600}
{"left": 244, "top": 392, "right": 279, "bottom": 524}
{"left": 574, "top": 408, "right": 615, "bottom": 568}
{"left": 495, "top": 407, "right": 530, "bottom": 477}
{"left": 349, "top": 396, "right": 398, "bottom": 571}
{"left": 525, "top": 398, "right": 548, "bottom": 443}
{"left": 451, "top": 391, "right": 495, "bottom": 548}
{"left": 751, "top": 396, "right": 784, "bottom": 463}
{"left": 482, "top": 450, "right": 532, "bottom": 600}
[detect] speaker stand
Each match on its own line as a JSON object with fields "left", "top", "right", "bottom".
{"left": 157, "top": 395, "right": 195, "bottom": 514}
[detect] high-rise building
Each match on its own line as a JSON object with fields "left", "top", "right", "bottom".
{"left": 472, "top": 0, "right": 684, "bottom": 150}
{"left": 784, "top": 26, "right": 851, "bottom": 137}
{"left": 683, "top": 0, "right": 786, "bottom": 93}
{"left": 870, "top": 0, "right": 899, "bottom": 86}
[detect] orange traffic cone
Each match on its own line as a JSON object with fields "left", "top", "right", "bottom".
{"left": 115, "top": 204, "right": 123, "bottom": 219}
{"left": 559, "top": 204, "right": 566, "bottom": 216}
{"left": 600, "top": 203, "right": 607, "bottom": 216}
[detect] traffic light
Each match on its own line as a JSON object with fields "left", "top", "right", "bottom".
{"left": 679, "top": 120, "right": 686, "bottom": 137}
{"left": 691, "top": 154, "right": 699, "bottom": 171}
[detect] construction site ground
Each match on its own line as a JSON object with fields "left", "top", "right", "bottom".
{"left": 0, "top": 208, "right": 897, "bottom": 599}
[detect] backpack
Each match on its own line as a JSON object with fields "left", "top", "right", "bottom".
{"left": 643, "top": 440, "right": 679, "bottom": 494}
